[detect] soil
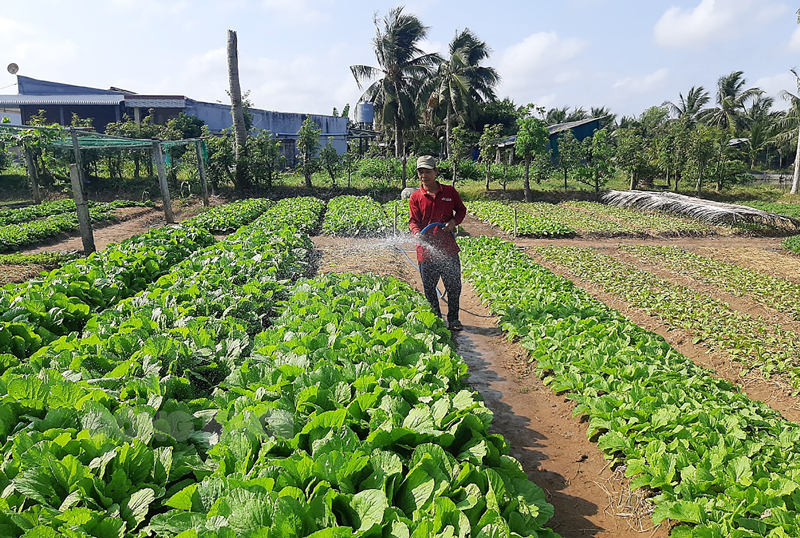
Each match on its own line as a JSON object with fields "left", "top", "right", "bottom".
{"left": 9, "top": 207, "right": 800, "bottom": 537}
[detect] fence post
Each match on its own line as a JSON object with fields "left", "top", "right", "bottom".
{"left": 514, "top": 207, "right": 518, "bottom": 237}
{"left": 195, "top": 140, "right": 210, "bottom": 207}
{"left": 69, "top": 163, "right": 95, "bottom": 254}
{"left": 152, "top": 141, "right": 175, "bottom": 224}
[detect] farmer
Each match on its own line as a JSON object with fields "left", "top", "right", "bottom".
{"left": 409, "top": 155, "right": 467, "bottom": 331}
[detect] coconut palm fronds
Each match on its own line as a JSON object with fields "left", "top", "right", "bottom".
{"left": 600, "top": 190, "right": 800, "bottom": 229}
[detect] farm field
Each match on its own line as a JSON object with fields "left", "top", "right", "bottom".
{"left": 3, "top": 194, "right": 800, "bottom": 537}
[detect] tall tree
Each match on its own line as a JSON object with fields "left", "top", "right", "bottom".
{"left": 514, "top": 109, "right": 549, "bottom": 202}
{"left": 663, "top": 86, "right": 710, "bottom": 125}
{"left": 424, "top": 28, "right": 499, "bottom": 159}
{"left": 780, "top": 69, "right": 800, "bottom": 194}
{"left": 297, "top": 116, "right": 321, "bottom": 189}
{"left": 227, "top": 29, "right": 249, "bottom": 191}
{"left": 478, "top": 123, "right": 503, "bottom": 190}
{"left": 706, "top": 71, "right": 763, "bottom": 134}
{"left": 350, "top": 6, "right": 440, "bottom": 188}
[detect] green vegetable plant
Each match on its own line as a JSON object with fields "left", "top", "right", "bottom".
{"left": 466, "top": 200, "right": 576, "bottom": 237}
{"left": 322, "top": 195, "right": 390, "bottom": 236}
{"left": 459, "top": 236, "right": 800, "bottom": 537}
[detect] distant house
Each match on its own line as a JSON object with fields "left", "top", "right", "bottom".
{"left": 496, "top": 116, "right": 603, "bottom": 161}
{"left": 0, "top": 75, "right": 348, "bottom": 161}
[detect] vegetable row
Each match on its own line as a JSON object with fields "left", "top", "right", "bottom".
{"left": 0, "top": 201, "right": 323, "bottom": 537}
{"left": 531, "top": 245, "right": 800, "bottom": 387}
{"left": 184, "top": 198, "right": 275, "bottom": 233}
{"left": 459, "top": 236, "right": 800, "bottom": 537}
{"left": 465, "top": 201, "right": 576, "bottom": 237}
{"left": 620, "top": 244, "right": 800, "bottom": 320}
{"left": 0, "top": 199, "right": 152, "bottom": 227}
{"left": 150, "top": 272, "right": 559, "bottom": 538}
{"left": 322, "top": 195, "right": 389, "bottom": 236}
{"left": 564, "top": 201, "right": 722, "bottom": 236}
{"left": 0, "top": 197, "right": 276, "bottom": 360}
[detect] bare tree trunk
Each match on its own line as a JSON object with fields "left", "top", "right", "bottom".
{"left": 228, "top": 29, "right": 249, "bottom": 191}
{"left": 792, "top": 121, "right": 800, "bottom": 194}
{"left": 445, "top": 106, "right": 452, "bottom": 159}
{"left": 523, "top": 155, "right": 532, "bottom": 202}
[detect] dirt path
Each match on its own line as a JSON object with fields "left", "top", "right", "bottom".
{"left": 17, "top": 201, "right": 207, "bottom": 255}
{"left": 311, "top": 233, "right": 669, "bottom": 538}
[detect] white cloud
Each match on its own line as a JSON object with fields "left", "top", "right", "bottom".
{"left": 653, "top": 0, "right": 785, "bottom": 49}
{"left": 789, "top": 26, "right": 800, "bottom": 53}
{"left": 754, "top": 72, "right": 797, "bottom": 110}
{"left": 613, "top": 68, "right": 670, "bottom": 95}
{"left": 497, "top": 32, "right": 588, "bottom": 97}
{"left": 261, "top": 0, "right": 331, "bottom": 25}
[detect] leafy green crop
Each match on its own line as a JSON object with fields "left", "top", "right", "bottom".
{"left": 466, "top": 200, "right": 576, "bottom": 237}
{"left": 0, "top": 209, "right": 318, "bottom": 537}
{"left": 0, "top": 224, "right": 215, "bottom": 358}
{"left": 0, "top": 252, "right": 76, "bottom": 267}
{"left": 323, "top": 195, "right": 390, "bottom": 236}
{"left": 150, "top": 272, "right": 559, "bottom": 538}
{"left": 783, "top": 235, "right": 800, "bottom": 253}
{"left": 460, "top": 236, "right": 800, "bottom": 537}
{"left": 184, "top": 198, "right": 274, "bottom": 233}
{"left": 621, "top": 244, "right": 800, "bottom": 320}
{"left": 532, "top": 244, "right": 800, "bottom": 387}
{"left": 383, "top": 199, "right": 410, "bottom": 231}
{"left": 565, "top": 201, "right": 722, "bottom": 236}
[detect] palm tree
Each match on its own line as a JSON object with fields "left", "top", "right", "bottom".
{"left": 742, "top": 95, "right": 778, "bottom": 169}
{"left": 706, "top": 71, "right": 763, "bottom": 133}
{"left": 350, "top": 7, "right": 440, "bottom": 167}
{"left": 663, "top": 86, "right": 710, "bottom": 125}
{"left": 423, "top": 28, "right": 499, "bottom": 158}
{"left": 778, "top": 69, "right": 800, "bottom": 194}
{"left": 590, "top": 106, "right": 617, "bottom": 129}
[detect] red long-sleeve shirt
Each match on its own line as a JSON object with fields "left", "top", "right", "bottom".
{"left": 409, "top": 182, "right": 467, "bottom": 262}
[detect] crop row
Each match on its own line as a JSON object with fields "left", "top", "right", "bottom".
{"left": 531, "top": 245, "right": 800, "bottom": 387}
{"left": 184, "top": 198, "right": 275, "bottom": 233}
{"left": 466, "top": 200, "right": 576, "bottom": 237}
{"left": 322, "top": 195, "right": 389, "bottom": 236}
{"left": 620, "top": 244, "right": 800, "bottom": 320}
{"left": 0, "top": 224, "right": 215, "bottom": 359}
{"left": 0, "top": 206, "right": 119, "bottom": 252}
{"left": 383, "top": 199, "right": 410, "bottom": 231}
{"left": 736, "top": 200, "right": 800, "bottom": 219}
{"left": 784, "top": 235, "right": 800, "bottom": 253}
{"left": 565, "top": 201, "right": 722, "bottom": 236}
{"left": 0, "top": 204, "right": 322, "bottom": 537}
{"left": 0, "top": 197, "right": 279, "bottom": 359}
{"left": 149, "top": 272, "right": 559, "bottom": 537}
{"left": 520, "top": 202, "right": 636, "bottom": 235}
{"left": 459, "top": 236, "right": 800, "bottom": 537}
{"left": 0, "top": 199, "right": 152, "bottom": 227}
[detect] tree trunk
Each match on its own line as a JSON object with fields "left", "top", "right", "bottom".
{"left": 791, "top": 121, "right": 800, "bottom": 194}
{"left": 394, "top": 112, "right": 402, "bottom": 159}
{"left": 445, "top": 105, "right": 452, "bottom": 159}
{"left": 696, "top": 165, "right": 705, "bottom": 196}
{"left": 227, "top": 29, "right": 249, "bottom": 192}
{"left": 485, "top": 164, "right": 491, "bottom": 191}
{"left": 564, "top": 168, "right": 568, "bottom": 190}
{"left": 523, "top": 155, "right": 532, "bottom": 202}
{"left": 401, "top": 155, "right": 407, "bottom": 189}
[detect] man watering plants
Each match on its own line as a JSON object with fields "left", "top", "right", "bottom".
{"left": 409, "top": 155, "right": 467, "bottom": 331}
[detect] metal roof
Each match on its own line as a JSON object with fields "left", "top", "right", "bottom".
{"left": 0, "top": 94, "right": 123, "bottom": 106}
{"left": 124, "top": 97, "right": 185, "bottom": 108}
{"left": 547, "top": 117, "right": 602, "bottom": 135}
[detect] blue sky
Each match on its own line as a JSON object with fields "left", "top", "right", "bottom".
{"left": 1, "top": 0, "right": 799, "bottom": 120}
